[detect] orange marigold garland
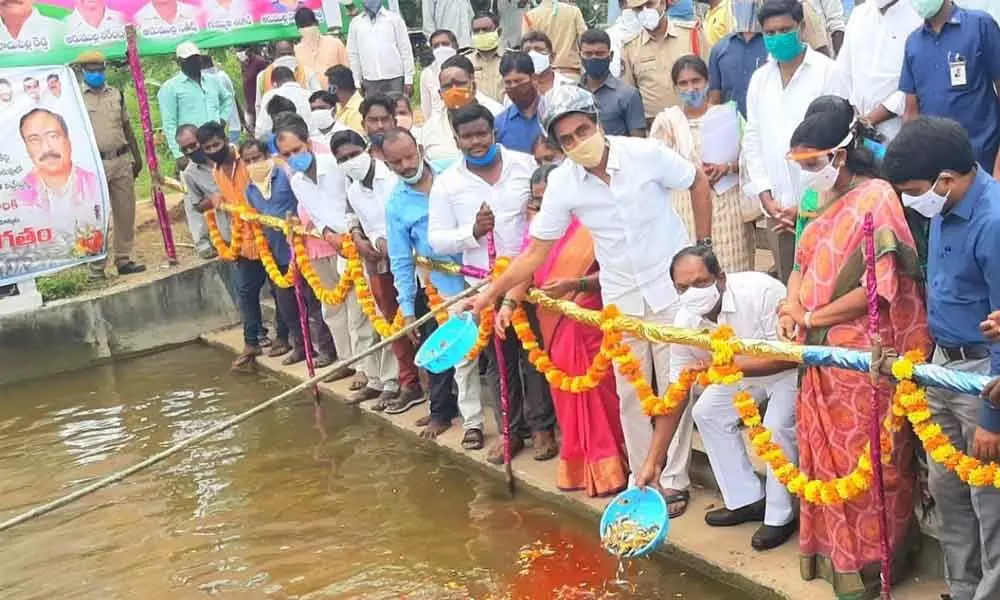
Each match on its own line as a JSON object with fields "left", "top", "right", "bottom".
{"left": 205, "top": 209, "right": 241, "bottom": 261}
{"left": 422, "top": 276, "right": 449, "bottom": 325}
{"left": 294, "top": 237, "right": 354, "bottom": 306}
{"left": 252, "top": 223, "right": 294, "bottom": 288}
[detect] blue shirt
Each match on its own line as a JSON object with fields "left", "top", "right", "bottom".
{"left": 927, "top": 168, "right": 1000, "bottom": 431}
{"left": 900, "top": 6, "right": 1000, "bottom": 171}
{"left": 495, "top": 104, "right": 541, "bottom": 154}
{"left": 246, "top": 167, "right": 297, "bottom": 265}
{"left": 579, "top": 74, "right": 646, "bottom": 136}
{"left": 708, "top": 32, "right": 767, "bottom": 118}
{"left": 386, "top": 159, "right": 466, "bottom": 317}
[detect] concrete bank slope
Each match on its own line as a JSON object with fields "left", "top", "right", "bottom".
{"left": 0, "top": 261, "right": 240, "bottom": 386}
{"left": 203, "top": 327, "right": 947, "bottom": 599}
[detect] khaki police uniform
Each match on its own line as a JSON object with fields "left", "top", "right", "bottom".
{"left": 622, "top": 20, "right": 709, "bottom": 120}
{"left": 82, "top": 84, "right": 137, "bottom": 264}
{"left": 469, "top": 49, "right": 505, "bottom": 104}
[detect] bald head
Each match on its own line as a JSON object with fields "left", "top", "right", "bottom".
{"left": 273, "top": 40, "right": 294, "bottom": 57}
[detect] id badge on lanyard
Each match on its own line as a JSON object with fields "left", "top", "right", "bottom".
{"left": 949, "top": 51, "right": 967, "bottom": 87}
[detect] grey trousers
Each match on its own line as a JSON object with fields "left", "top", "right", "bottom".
{"left": 927, "top": 351, "right": 1000, "bottom": 600}
{"left": 361, "top": 77, "right": 404, "bottom": 97}
{"left": 765, "top": 216, "right": 796, "bottom": 284}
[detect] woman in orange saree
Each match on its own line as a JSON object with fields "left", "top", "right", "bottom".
{"left": 498, "top": 165, "right": 628, "bottom": 497}
{"left": 780, "top": 97, "right": 931, "bottom": 599}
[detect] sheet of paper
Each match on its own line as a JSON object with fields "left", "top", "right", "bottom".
{"left": 700, "top": 104, "right": 741, "bottom": 195}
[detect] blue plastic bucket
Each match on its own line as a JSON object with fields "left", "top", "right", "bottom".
{"left": 599, "top": 487, "right": 670, "bottom": 558}
{"left": 415, "top": 314, "right": 480, "bottom": 374}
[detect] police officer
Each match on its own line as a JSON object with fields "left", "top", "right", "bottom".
{"left": 76, "top": 50, "right": 146, "bottom": 277}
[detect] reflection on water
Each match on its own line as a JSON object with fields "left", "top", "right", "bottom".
{"left": 0, "top": 345, "right": 735, "bottom": 599}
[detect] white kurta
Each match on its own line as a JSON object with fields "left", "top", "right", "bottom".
{"left": 421, "top": 0, "right": 474, "bottom": 48}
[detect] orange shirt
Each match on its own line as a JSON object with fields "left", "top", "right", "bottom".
{"left": 213, "top": 160, "right": 259, "bottom": 260}
{"left": 295, "top": 34, "right": 348, "bottom": 90}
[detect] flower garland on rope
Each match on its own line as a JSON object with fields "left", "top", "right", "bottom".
{"left": 349, "top": 255, "right": 406, "bottom": 338}
{"left": 205, "top": 209, "right": 241, "bottom": 261}
{"left": 421, "top": 276, "right": 449, "bottom": 325}
{"left": 464, "top": 257, "right": 510, "bottom": 361}
{"left": 294, "top": 236, "right": 354, "bottom": 306}
{"left": 252, "top": 223, "right": 294, "bottom": 288}
{"left": 510, "top": 305, "right": 619, "bottom": 394}
{"left": 892, "top": 351, "right": 1000, "bottom": 488}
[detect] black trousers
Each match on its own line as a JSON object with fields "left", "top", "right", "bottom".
{"left": 273, "top": 276, "right": 337, "bottom": 357}
{"left": 414, "top": 289, "right": 459, "bottom": 422}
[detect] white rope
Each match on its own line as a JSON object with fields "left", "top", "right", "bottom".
{"left": 0, "top": 281, "right": 487, "bottom": 534}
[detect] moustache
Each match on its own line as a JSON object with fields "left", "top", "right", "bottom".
{"left": 38, "top": 152, "right": 62, "bottom": 162}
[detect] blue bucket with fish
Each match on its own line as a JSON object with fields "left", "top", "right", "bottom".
{"left": 415, "top": 313, "right": 479, "bottom": 374}
{"left": 599, "top": 487, "right": 670, "bottom": 558}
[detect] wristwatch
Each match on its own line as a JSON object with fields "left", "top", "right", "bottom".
{"left": 697, "top": 237, "right": 713, "bottom": 247}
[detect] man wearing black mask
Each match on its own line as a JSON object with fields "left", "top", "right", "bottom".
{"left": 578, "top": 28, "right": 646, "bottom": 137}
{"left": 176, "top": 124, "right": 226, "bottom": 259}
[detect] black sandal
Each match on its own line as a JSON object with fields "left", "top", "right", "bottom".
{"left": 663, "top": 490, "right": 690, "bottom": 519}
{"left": 461, "top": 428, "right": 484, "bottom": 450}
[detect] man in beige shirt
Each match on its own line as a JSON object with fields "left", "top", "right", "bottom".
{"left": 622, "top": 0, "right": 708, "bottom": 120}
{"left": 522, "top": 0, "right": 587, "bottom": 76}
{"left": 470, "top": 11, "right": 505, "bottom": 102}
{"left": 294, "top": 7, "right": 347, "bottom": 90}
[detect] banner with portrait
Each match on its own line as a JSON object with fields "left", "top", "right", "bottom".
{"left": 0, "top": 64, "right": 109, "bottom": 285}
{"left": 0, "top": 0, "right": 332, "bottom": 68}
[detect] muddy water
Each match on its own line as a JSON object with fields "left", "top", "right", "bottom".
{"left": 0, "top": 345, "right": 736, "bottom": 600}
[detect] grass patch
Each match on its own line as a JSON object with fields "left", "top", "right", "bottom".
{"left": 36, "top": 268, "right": 91, "bottom": 302}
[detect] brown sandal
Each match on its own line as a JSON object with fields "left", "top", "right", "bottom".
{"left": 461, "top": 428, "right": 484, "bottom": 450}
{"left": 531, "top": 430, "right": 559, "bottom": 461}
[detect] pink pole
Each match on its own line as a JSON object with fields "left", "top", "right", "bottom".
{"left": 288, "top": 228, "right": 318, "bottom": 402}
{"left": 125, "top": 25, "right": 177, "bottom": 264}
{"left": 487, "top": 231, "right": 514, "bottom": 495}
{"left": 863, "top": 212, "right": 893, "bottom": 598}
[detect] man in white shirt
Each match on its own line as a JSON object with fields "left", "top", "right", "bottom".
{"left": 742, "top": 0, "right": 835, "bottom": 283}
{"left": 309, "top": 91, "right": 351, "bottom": 151}
{"left": 255, "top": 66, "right": 315, "bottom": 139}
{"left": 829, "top": 0, "right": 921, "bottom": 142}
{"left": 134, "top": 0, "right": 198, "bottom": 35}
{"left": 347, "top": 0, "right": 415, "bottom": 98}
{"left": 419, "top": 54, "right": 505, "bottom": 161}
{"left": 429, "top": 102, "right": 558, "bottom": 461}
{"left": 469, "top": 85, "right": 713, "bottom": 517}
{"left": 663, "top": 246, "right": 799, "bottom": 550}
{"left": 255, "top": 40, "right": 322, "bottom": 116}
{"left": 64, "top": 0, "right": 125, "bottom": 41}
{"left": 420, "top": 29, "right": 459, "bottom": 121}
{"left": 422, "top": 0, "right": 474, "bottom": 48}
{"left": 520, "top": 31, "right": 577, "bottom": 99}
{"left": 0, "top": 0, "right": 60, "bottom": 44}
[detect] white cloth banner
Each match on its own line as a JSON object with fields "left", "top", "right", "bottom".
{"left": 0, "top": 64, "right": 109, "bottom": 286}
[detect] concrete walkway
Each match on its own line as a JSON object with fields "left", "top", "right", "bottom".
{"left": 202, "top": 326, "right": 947, "bottom": 600}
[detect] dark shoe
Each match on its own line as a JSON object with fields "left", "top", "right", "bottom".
{"left": 461, "top": 428, "right": 484, "bottom": 450}
{"left": 258, "top": 336, "right": 273, "bottom": 348}
{"left": 313, "top": 352, "right": 335, "bottom": 368}
{"left": 347, "top": 386, "right": 382, "bottom": 405}
{"left": 705, "top": 498, "right": 766, "bottom": 527}
{"left": 323, "top": 365, "right": 356, "bottom": 383}
{"left": 385, "top": 388, "right": 426, "bottom": 415}
{"left": 486, "top": 436, "right": 525, "bottom": 465}
{"left": 751, "top": 521, "right": 797, "bottom": 551}
{"left": 282, "top": 349, "right": 306, "bottom": 366}
{"left": 531, "top": 430, "right": 559, "bottom": 461}
{"left": 268, "top": 341, "right": 293, "bottom": 358}
{"left": 664, "top": 490, "right": 690, "bottom": 519}
{"left": 116, "top": 261, "right": 147, "bottom": 275}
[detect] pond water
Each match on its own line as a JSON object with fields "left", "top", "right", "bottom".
{"left": 0, "top": 345, "right": 737, "bottom": 599}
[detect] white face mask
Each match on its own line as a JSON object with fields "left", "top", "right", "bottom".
{"left": 678, "top": 282, "right": 721, "bottom": 316}
{"left": 341, "top": 152, "right": 373, "bottom": 182}
{"left": 432, "top": 45, "right": 457, "bottom": 65}
{"left": 311, "top": 108, "right": 335, "bottom": 131}
{"left": 902, "top": 176, "right": 949, "bottom": 218}
{"left": 637, "top": 7, "right": 663, "bottom": 31}
{"left": 799, "top": 158, "right": 840, "bottom": 192}
{"left": 528, "top": 50, "right": 551, "bottom": 74}
{"left": 235, "top": 50, "right": 247, "bottom": 62}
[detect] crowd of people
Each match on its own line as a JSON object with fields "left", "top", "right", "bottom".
{"left": 73, "top": 0, "right": 1000, "bottom": 598}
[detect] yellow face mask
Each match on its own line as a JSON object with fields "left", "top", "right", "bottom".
{"left": 247, "top": 159, "right": 275, "bottom": 197}
{"left": 472, "top": 30, "right": 500, "bottom": 52}
{"left": 565, "top": 131, "right": 607, "bottom": 169}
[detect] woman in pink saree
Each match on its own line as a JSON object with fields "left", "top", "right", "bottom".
{"left": 497, "top": 165, "right": 628, "bottom": 497}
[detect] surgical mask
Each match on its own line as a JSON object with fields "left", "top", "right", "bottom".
{"left": 432, "top": 46, "right": 457, "bottom": 65}
{"left": 287, "top": 151, "right": 314, "bottom": 172}
{"left": 678, "top": 87, "right": 708, "bottom": 108}
{"left": 528, "top": 50, "right": 551, "bottom": 73}
{"left": 473, "top": 30, "right": 500, "bottom": 52}
{"left": 311, "top": 108, "right": 335, "bottom": 131}
{"left": 799, "top": 159, "right": 840, "bottom": 192}
{"left": 442, "top": 86, "right": 475, "bottom": 110}
{"left": 466, "top": 143, "right": 499, "bottom": 167}
{"left": 187, "top": 148, "right": 209, "bottom": 165}
{"left": 206, "top": 146, "right": 231, "bottom": 165}
{"left": 902, "top": 176, "right": 949, "bottom": 217}
{"left": 236, "top": 50, "right": 247, "bottom": 62}
{"left": 732, "top": 0, "right": 760, "bottom": 32}
{"left": 910, "top": 0, "right": 944, "bottom": 19}
{"left": 247, "top": 159, "right": 275, "bottom": 195}
{"left": 582, "top": 56, "right": 611, "bottom": 80}
{"left": 341, "top": 152, "right": 373, "bottom": 181}
{"left": 565, "top": 131, "right": 607, "bottom": 168}
{"left": 396, "top": 114, "right": 413, "bottom": 130}
{"left": 764, "top": 30, "right": 804, "bottom": 62}
{"left": 273, "top": 55, "right": 297, "bottom": 71}
{"left": 369, "top": 132, "right": 386, "bottom": 148}
{"left": 678, "top": 282, "right": 721, "bottom": 316}
{"left": 363, "top": 0, "right": 381, "bottom": 14}
{"left": 637, "top": 7, "right": 662, "bottom": 31}
{"left": 400, "top": 157, "right": 426, "bottom": 185}
{"left": 83, "top": 70, "right": 105, "bottom": 89}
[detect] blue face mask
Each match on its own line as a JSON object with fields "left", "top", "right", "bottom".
{"left": 465, "top": 143, "right": 499, "bottom": 167}
{"left": 287, "top": 152, "right": 313, "bottom": 173}
{"left": 83, "top": 71, "right": 105, "bottom": 88}
{"left": 678, "top": 87, "right": 708, "bottom": 108}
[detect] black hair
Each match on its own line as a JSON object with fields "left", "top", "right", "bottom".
{"left": 360, "top": 93, "right": 395, "bottom": 119}
{"left": 670, "top": 55, "right": 709, "bottom": 85}
{"left": 472, "top": 11, "right": 499, "bottom": 28}
{"left": 270, "top": 66, "right": 295, "bottom": 86}
{"left": 669, "top": 245, "right": 723, "bottom": 280}
{"left": 274, "top": 113, "right": 310, "bottom": 142}
{"left": 440, "top": 54, "right": 475, "bottom": 77}
{"left": 266, "top": 94, "right": 297, "bottom": 117}
{"left": 22, "top": 76, "right": 37, "bottom": 86}
{"left": 500, "top": 51, "right": 534, "bottom": 77}
{"left": 326, "top": 65, "right": 356, "bottom": 93}
{"left": 175, "top": 123, "right": 199, "bottom": 139}
{"left": 789, "top": 95, "right": 878, "bottom": 177}
{"left": 196, "top": 120, "right": 227, "bottom": 145}
{"left": 579, "top": 29, "right": 612, "bottom": 49}
{"left": 520, "top": 31, "right": 554, "bottom": 53}
{"left": 381, "top": 127, "right": 418, "bottom": 153}
{"left": 430, "top": 28, "right": 459, "bottom": 47}
{"left": 387, "top": 91, "right": 412, "bottom": 111}
{"left": 449, "top": 102, "right": 495, "bottom": 133}
{"left": 18, "top": 108, "right": 68, "bottom": 138}
{"left": 757, "top": 0, "right": 804, "bottom": 25}
{"left": 330, "top": 129, "right": 368, "bottom": 156}
{"left": 272, "top": 39, "right": 295, "bottom": 56}
{"left": 531, "top": 164, "right": 557, "bottom": 187}
{"left": 46, "top": 73, "right": 59, "bottom": 82}
{"left": 239, "top": 138, "right": 269, "bottom": 157}
{"left": 882, "top": 117, "right": 977, "bottom": 184}
{"left": 0, "top": 78, "right": 9, "bottom": 86}
{"left": 309, "top": 90, "right": 337, "bottom": 106}
{"left": 200, "top": 55, "right": 214, "bottom": 68}
{"left": 294, "top": 6, "right": 318, "bottom": 28}
{"left": 272, "top": 111, "right": 304, "bottom": 132}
